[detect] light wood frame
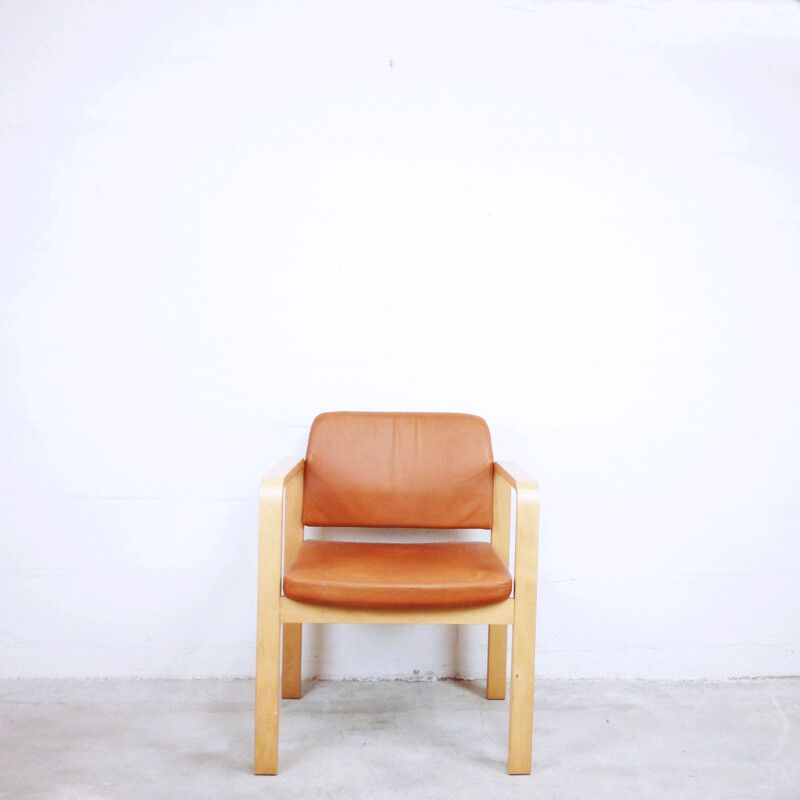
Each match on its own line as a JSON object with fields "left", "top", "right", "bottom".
{"left": 254, "top": 458, "right": 539, "bottom": 775}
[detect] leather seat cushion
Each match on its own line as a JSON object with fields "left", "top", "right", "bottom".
{"left": 282, "top": 541, "right": 512, "bottom": 608}
{"left": 302, "top": 412, "right": 494, "bottom": 529}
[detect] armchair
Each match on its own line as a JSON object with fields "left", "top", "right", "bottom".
{"left": 254, "top": 412, "right": 539, "bottom": 774}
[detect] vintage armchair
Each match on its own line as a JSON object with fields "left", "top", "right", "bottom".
{"left": 254, "top": 411, "right": 539, "bottom": 774}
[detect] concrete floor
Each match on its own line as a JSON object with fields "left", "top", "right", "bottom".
{"left": 0, "top": 678, "right": 798, "bottom": 800}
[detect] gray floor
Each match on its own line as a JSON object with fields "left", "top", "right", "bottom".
{"left": 1, "top": 678, "right": 798, "bottom": 800}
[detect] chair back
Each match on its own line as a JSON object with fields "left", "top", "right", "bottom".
{"left": 302, "top": 412, "right": 494, "bottom": 529}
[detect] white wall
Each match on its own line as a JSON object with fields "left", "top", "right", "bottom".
{"left": 1, "top": 0, "right": 799, "bottom": 679}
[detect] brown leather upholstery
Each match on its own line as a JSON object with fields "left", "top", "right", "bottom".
{"left": 302, "top": 412, "right": 494, "bottom": 529}
{"left": 283, "top": 541, "right": 512, "bottom": 608}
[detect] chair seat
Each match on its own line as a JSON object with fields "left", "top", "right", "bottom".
{"left": 282, "top": 541, "right": 512, "bottom": 609}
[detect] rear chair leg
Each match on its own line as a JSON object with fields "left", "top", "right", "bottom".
{"left": 486, "top": 624, "right": 508, "bottom": 699}
{"left": 282, "top": 623, "right": 302, "bottom": 699}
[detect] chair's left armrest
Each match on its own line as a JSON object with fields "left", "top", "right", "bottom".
{"left": 494, "top": 461, "right": 538, "bottom": 498}
{"left": 493, "top": 461, "right": 539, "bottom": 597}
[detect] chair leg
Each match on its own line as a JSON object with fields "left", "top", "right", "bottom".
{"left": 281, "top": 623, "right": 302, "bottom": 699}
{"left": 507, "top": 615, "right": 536, "bottom": 774}
{"left": 486, "top": 624, "right": 507, "bottom": 699}
{"left": 254, "top": 602, "right": 281, "bottom": 774}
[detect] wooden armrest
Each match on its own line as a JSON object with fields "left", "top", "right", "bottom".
{"left": 494, "top": 461, "right": 538, "bottom": 496}
{"left": 493, "top": 461, "right": 539, "bottom": 604}
{"left": 260, "top": 458, "right": 305, "bottom": 500}
{"left": 259, "top": 458, "right": 305, "bottom": 576}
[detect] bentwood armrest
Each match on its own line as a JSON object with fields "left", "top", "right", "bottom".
{"left": 494, "top": 461, "right": 539, "bottom": 496}
{"left": 259, "top": 457, "right": 305, "bottom": 560}
{"left": 494, "top": 460, "right": 539, "bottom": 774}
{"left": 255, "top": 457, "right": 304, "bottom": 775}
{"left": 260, "top": 458, "right": 305, "bottom": 499}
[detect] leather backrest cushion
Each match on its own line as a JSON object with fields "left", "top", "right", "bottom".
{"left": 302, "top": 412, "right": 494, "bottom": 529}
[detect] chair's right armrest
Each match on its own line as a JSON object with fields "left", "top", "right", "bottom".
{"left": 259, "top": 459, "right": 305, "bottom": 576}
{"left": 259, "top": 458, "right": 304, "bottom": 545}
{"left": 260, "top": 458, "right": 305, "bottom": 501}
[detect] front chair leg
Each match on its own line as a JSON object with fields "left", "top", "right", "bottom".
{"left": 255, "top": 470, "right": 288, "bottom": 776}
{"left": 507, "top": 613, "right": 536, "bottom": 774}
{"left": 281, "top": 623, "right": 303, "bottom": 699}
{"left": 254, "top": 602, "right": 281, "bottom": 774}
